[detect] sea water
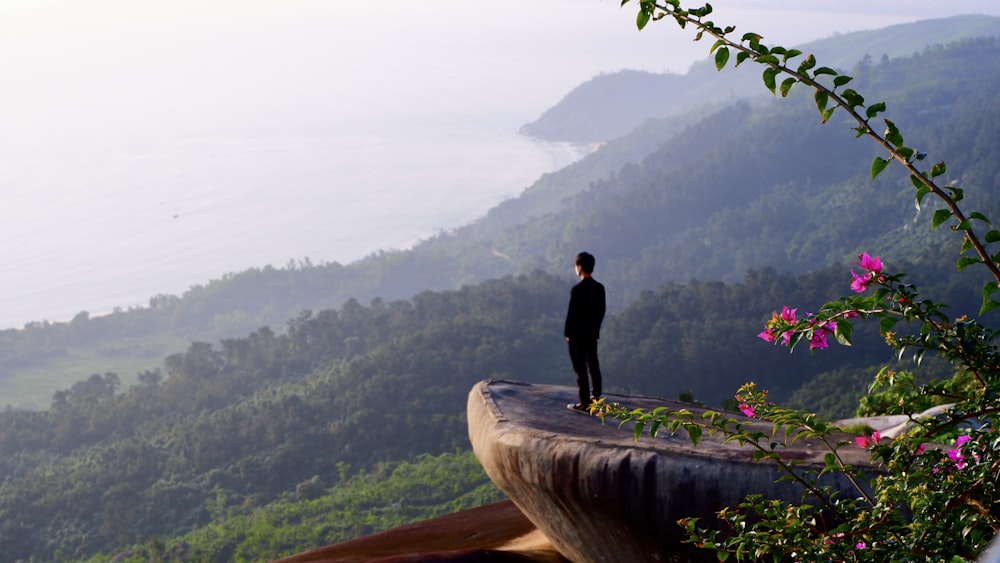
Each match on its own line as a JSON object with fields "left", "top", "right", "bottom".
{"left": 0, "top": 120, "right": 586, "bottom": 330}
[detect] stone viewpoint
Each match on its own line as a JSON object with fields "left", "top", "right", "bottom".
{"left": 467, "top": 380, "right": 878, "bottom": 562}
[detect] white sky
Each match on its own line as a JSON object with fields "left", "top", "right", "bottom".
{"left": 5, "top": 0, "right": 999, "bottom": 144}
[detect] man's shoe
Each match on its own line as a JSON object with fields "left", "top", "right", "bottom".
{"left": 567, "top": 403, "right": 589, "bottom": 413}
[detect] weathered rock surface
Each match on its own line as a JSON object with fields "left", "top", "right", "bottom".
{"left": 275, "top": 499, "right": 565, "bottom": 563}
{"left": 468, "top": 380, "right": 879, "bottom": 563}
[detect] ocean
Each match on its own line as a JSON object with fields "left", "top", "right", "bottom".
{"left": 0, "top": 121, "right": 588, "bottom": 330}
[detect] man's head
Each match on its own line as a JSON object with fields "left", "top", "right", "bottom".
{"left": 575, "top": 252, "right": 596, "bottom": 275}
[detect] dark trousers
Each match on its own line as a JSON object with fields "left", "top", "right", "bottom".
{"left": 568, "top": 338, "right": 602, "bottom": 405}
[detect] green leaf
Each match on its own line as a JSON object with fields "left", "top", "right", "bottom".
{"left": 931, "top": 161, "right": 947, "bottom": 177}
{"left": 970, "top": 211, "right": 991, "bottom": 224}
{"left": 870, "top": 156, "right": 890, "bottom": 180}
{"left": 932, "top": 208, "right": 952, "bottom": 230}
{"left": 833, "top": 75, "right": 853, "bottom": 88}
{"left": 981, "top": 299, "right": 1000, "bottom": 315}
{"left": 714, "top": 46, "right": 730, "bottom": 71}
{"left": 866, "top": 101, "right": 886, "bottom": 118}
{"left": 797, "top": 54, "right": 816, "bottom": 73}
{"left": 742, "top": 32, "right": 762, "bottom": 46}
{"left": 762, "top": 67, "right": 779, "bottom": 94}
{"left": 842, "top": 89, "right": 865, "bottom": 109}
{"left": 735, "top": 51, "right": 751, "bottom": 66}
{"left": 983, "top": 281, "right": 998, "bottom": 300}
{"left": 814, "top": 90, "right": 829, "bottom": 112}
{"left": 782, "top": 48, "right": 802, "bottom": 62}
{"left": 915, "top": 188, "right": 931, "bottom": 209}
{"left": 880, "top": 316, "right": 899, "bottom": 335}
{"left": 957, "top": 255, "right": 981, "bottom": 271}
{"left": 833, "top": 318, "right": 853, "bottom": 346}
{"left": 636, "top": 8, "right": 651, "bottom": 30}
{"left": 884, "top": 119, "right": 903, "bottom": 147}
{"left": 986, "top": 230, "right": 1000, "bottom": 243}
{"left": 779, "top": 77, "right": 795, "bottom": 97}
{"left": 686, "top": 425, "right": 702, "bottom": 446}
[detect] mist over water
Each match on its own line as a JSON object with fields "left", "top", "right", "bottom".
{"left": 0, "top": 124, "right": 585, "bottom": 329}
{"left": 3, "top": 0, "right": 996, "bottom": 330}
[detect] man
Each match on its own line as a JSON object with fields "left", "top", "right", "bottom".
{"left": 564, "top": 252, "right": 606, "bottom": 412}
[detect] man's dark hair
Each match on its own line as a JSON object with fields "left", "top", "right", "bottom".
{"left": 575, "top": 252, "right": 596, "bottom": 274}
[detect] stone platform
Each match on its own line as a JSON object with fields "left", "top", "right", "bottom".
{"left": 467, "top": 380, "right": 877, "bottom": 563}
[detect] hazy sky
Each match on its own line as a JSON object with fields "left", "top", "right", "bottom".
{"left": 4, "top": 0, "right": 999, "bottom": 145}
{"left": 2, "top": 0, "right": 999, "bottom": 328}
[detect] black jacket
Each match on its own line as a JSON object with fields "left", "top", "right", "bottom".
{"left": 564, "top": 277, "right": 606, "bottom": 341}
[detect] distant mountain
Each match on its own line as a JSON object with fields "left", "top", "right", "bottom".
{"left": 2, "top": 20, "right": 1000, "bottom": 410}
{"left": 520, "top": 14, "right": 1000, "bottom": 142}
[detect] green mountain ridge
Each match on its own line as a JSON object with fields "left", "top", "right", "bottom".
{"left": 520, "top": 14, "right": 1000, "bottom": 143}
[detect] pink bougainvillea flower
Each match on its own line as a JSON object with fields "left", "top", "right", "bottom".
{"left": 850, "top": 253, "right": 884, "bottom": 292}
{"left": 856, "top": 252, "right": 883, "bottom": 274}
{"left": 855, "top": 430, "right": 881, "bottom": 449}
{"left": 948, "top": 448, "right": 966, "bottom": 470}
{"left": 856, "top": 542, "right": 867, "bottom": 550}
{"left": 780, "top": 306, "right": 797, "bottom": 323}
{"left": 780, "top": 330, "right": 795, "bottom": 346}
{"left": 757, "top": 328, "right": 777, "bottom": 342}
{"left": 809, "top": 331, "right": 829, "bottom": 350}
{"left": 948, "top": 435, "right": 973, "bottom": 470}
{"left": 738, "top": 403, "right": 756, "bottom": 418}
{"left": 850, "top": 269, "right": 869, "bottom": 293}
{"left": 807, "top": 320, "right": 836, "bottom": 350}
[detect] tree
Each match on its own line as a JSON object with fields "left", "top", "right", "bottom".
{"left": 604, "top": 2, "right": 1000, "bottom": 560}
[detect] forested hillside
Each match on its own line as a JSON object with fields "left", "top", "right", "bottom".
{"left": 0, "top": 263, "right": 969, "bottom": 561}
{"left": 1, "top": 23, "right": 1000, "bottom": 562}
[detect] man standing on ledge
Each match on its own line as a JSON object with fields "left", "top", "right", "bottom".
{"left": 564, "top": 251, "right": 606, "bottom": 412}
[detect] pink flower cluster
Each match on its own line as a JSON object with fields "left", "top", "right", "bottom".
{"left": 738, "top": 403, "right": 756, "bottom": 418}
{"left": 807, "top": 317, "right": 837, "bottom": 351}
{"left": 850, "top": 252, "right": 884, "bottom": 293}
{"left": 948, "top": 435, "right": 972, "bottom": 470}
{"left": 757, "top": 306, "right": 837, "bottom": 350}
{"left": 931, "top": 435, "right": 975, "bottom": 473}
{"left": 855, "top": 430, "right": 881, "bottom": 449}
{"left": 757, "top": 306, "right": 797, "bottom": 344}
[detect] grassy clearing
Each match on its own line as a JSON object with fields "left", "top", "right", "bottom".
{"left": 0, "top": 335, "right": 188, "bottom": 410}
